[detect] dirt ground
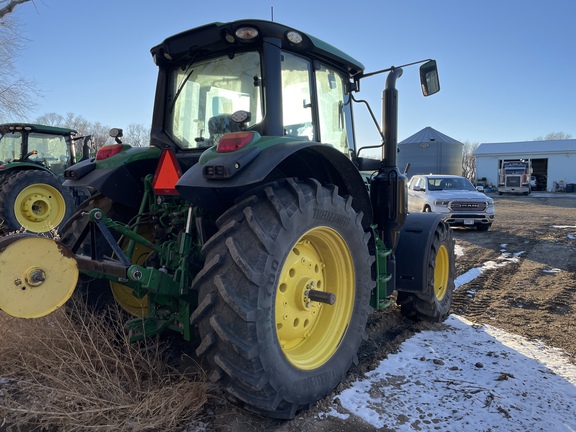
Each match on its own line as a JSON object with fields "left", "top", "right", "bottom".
{"left": 2, "top": 194, "right": 575, "bottom": 431}
{"left": 200, "top": 193, "right": 576, "bottom": 431}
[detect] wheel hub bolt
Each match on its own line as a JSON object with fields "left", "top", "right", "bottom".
{"left": 26, "top": 268, "right": 46, "bottom": 287}
{"left": 130, "top": 268, "right": 143, "bottom": 280}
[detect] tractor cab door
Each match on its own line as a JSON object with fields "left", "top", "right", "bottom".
{"left": 0, "top": 131, "right": 22, "bottom": 164}
{"left": 281, "top": 52, "right": 354, "bottom": 154}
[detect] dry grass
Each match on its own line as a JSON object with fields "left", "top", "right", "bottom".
{"left": 0, "top": 303, "right": 208, "bottom": 431}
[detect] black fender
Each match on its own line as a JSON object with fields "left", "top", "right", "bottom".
{"left": 63, "top": 158, "right": 160, "bottom": 208}
{"left": 176, "top": 141, "right": 373, "bottom": 226}
{"left": 395, "top": 212, "right": 445, "bottom": 293}
{"left": 0, "top": 163, "right": 53, "bottom": 175}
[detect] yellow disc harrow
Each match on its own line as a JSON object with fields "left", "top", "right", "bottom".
{"left": 0, "top": 234, "right": 78, "bottom": 318}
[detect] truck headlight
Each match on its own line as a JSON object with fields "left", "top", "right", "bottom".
{"left": 434, "top": 200, "right": 450, "bottom": 206}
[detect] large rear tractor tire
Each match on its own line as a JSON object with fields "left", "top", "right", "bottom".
{"left": 397, "top": 221, "right": 455, "bottom": 322}
{"left": 191, "top": 178, "right": 374, "bottom": 419}
{"left": 0, "top": 170, "right": 75, "bottom": 235}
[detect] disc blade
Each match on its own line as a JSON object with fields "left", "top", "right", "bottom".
{"left": 0, "top": 234, "right": 79, "bottom": 318}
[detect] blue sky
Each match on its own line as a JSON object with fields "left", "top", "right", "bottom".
{"left": 13, "top": 0, "right": 576, "bottom": 145}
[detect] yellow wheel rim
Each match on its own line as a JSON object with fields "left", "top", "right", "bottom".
{"left": 110, "top": 228, "right": 151, "bottom": 317}
{"left": 434, "top": 244, "right": 449, "bottom": 301}
{"left": 14, "top": 183, "right": 67, "bottom": 232}
{"left": 275, "top": 227, "right": 355, "bottom": 370}
{"left": 0, "top": 235, "right": 78, "bottom": 318}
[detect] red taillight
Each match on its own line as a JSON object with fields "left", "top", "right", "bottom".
{"left": 96, "top": 144, "right": 124, "bottom": 160}
{"left": 216, "top": 132, "right": 254, "bottom": 153}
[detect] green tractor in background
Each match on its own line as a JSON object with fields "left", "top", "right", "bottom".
{"left": 0, "top": 123, "right": 91, "bottom": 234}
{"left": 0, "top": 20, "right": 455, "bottom": 418}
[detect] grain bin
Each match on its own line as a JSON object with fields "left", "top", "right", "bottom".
{"left": 397, "top": 127, "right": 463, "bottom": 177}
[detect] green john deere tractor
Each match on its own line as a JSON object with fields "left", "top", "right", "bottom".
{"left": 0, "top": 123, "right": 91, "bottom": 234}
{"left": 0, "top": 20, "right": 455, "bottom": 418}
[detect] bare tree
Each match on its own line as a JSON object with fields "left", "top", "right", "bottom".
{"left": 36, "top": 112, "right": 92, "bottom": 136}
{"left": 534, "top": 132, "right": 573, "bottom": 141}
{"left": 124, "top": 123, "right": 151, "bottom": 147}
{"left": 35, "top": 112, "right": 113, "bottom": 154}
{"left": 461, "top": 141, "right": 479, "bottom": 183}
{"left": 34, "top": 112, "right": 65, "bottom": 127}
{"left": 0, "top": 0, "right": 32, "bottom": 18}
{"left": 0, "top": 0, "right": 39, "bottom": 121}
{"left": 90, "top": 121, "right": 113, "bottom": 150}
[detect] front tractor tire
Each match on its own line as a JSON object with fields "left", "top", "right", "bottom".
{"left": 397, "top": 221, "right": 455, "bottom": 322}
{"left": 0, "top": 170, "right": 75, "bottom": 234}
{"left": 191, "top": 179, "right": 373, "bottom": 419}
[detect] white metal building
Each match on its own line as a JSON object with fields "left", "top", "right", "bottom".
{"left": 474, "top": 139, "right": 576, "bottom": 192}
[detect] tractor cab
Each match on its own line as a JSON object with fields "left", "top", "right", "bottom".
{"left": 0, "top": 123, "right": 78, "bottom": 174}
{"left": 149, "top": 20, "right": 364, "bottom": 157}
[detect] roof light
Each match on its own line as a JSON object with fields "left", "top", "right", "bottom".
{"left": 216, "top": 132, "right": 254, "bottom": 153}
{"left": 286, "top": 31, "right": 303, "bottom": 44}
{"left": 224, "top": 31, "right": 235, "bottom": 43}
{"left": 96, "top": 144, "right": 124, "bottom": 160}
{"left": 152, "top": 149, "right": 182, "bottom": 195}
{"left": 235, "top": 27, "right": 259, "bottom": 40}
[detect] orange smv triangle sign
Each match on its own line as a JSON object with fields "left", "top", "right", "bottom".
{"left": 152, "top": 149, "right": 182, "bottom": 195}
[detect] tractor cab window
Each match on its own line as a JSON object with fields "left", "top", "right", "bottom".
{"left": 281, "top": 52, "right": 313, "bottom": 140}
{"left": 166, "top": 51, "right": 263, "bottom": 149}
{"left": 280, "top": 52, "right": 353, "bottom": 154}
{"left": 28, "top": 133, "right": 70, "bottom": 174}
{"left": 0, "top": 132, "right": 21, "bottom": 163}
{"left": 315, "top": 65, "right": 351, "bottom": 154}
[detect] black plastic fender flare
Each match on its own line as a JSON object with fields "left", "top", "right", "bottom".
{"left": 64, "top": 159, "right": 159, "bottom": 208}
{"left": 395, "top": 212, "right": 446, "bottom": 293}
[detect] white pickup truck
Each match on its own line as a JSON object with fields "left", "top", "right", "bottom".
{"left": 407, "top": 174, "right": 495, "bottom": 231}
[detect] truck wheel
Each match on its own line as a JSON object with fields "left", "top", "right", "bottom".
{"left": 191, "top": 178, "right": 373, "bottom": 419}
{"left": 0, "top": 170, "right": 75, "bottom": 234}
{"left": 397, "top": 222, "right": 455, "bottom": 322}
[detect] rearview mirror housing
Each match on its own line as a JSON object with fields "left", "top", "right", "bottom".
{"left": 420, "top": 60, "right": 440, "bottom": 96}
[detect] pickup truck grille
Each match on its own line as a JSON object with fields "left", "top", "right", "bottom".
{"left": 449, "top": 201, "right": 487, "bottom": 212}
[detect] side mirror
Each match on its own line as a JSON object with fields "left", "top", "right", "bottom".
{"left": 420, "top": 60, "right": 440, "bottom": 96}
{"left": 413, "top": 185, "right": 422, "bottom": 191}
{"left": 476, "top": 185, "right": 484, "bottom": 192}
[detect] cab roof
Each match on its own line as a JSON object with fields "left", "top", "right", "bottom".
{"left": 151, "top": 19, "right": 365, "bottom": 78}
{"left": 0, "top": 123, "right": 77, "bottom": 136}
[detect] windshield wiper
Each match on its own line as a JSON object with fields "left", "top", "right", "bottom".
{"left": 169, "top": 67, "right": 194, "bottom": 114}
{"left": 168, "top": 53, "right": 199, "bottom": 113}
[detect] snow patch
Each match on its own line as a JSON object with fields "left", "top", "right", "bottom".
{"left": 330, "top": 315, "right": 576, "bottom": 431}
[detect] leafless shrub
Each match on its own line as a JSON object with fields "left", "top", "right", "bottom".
{"left": 0, "top": 302, "right": 208, "bottom": 431}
